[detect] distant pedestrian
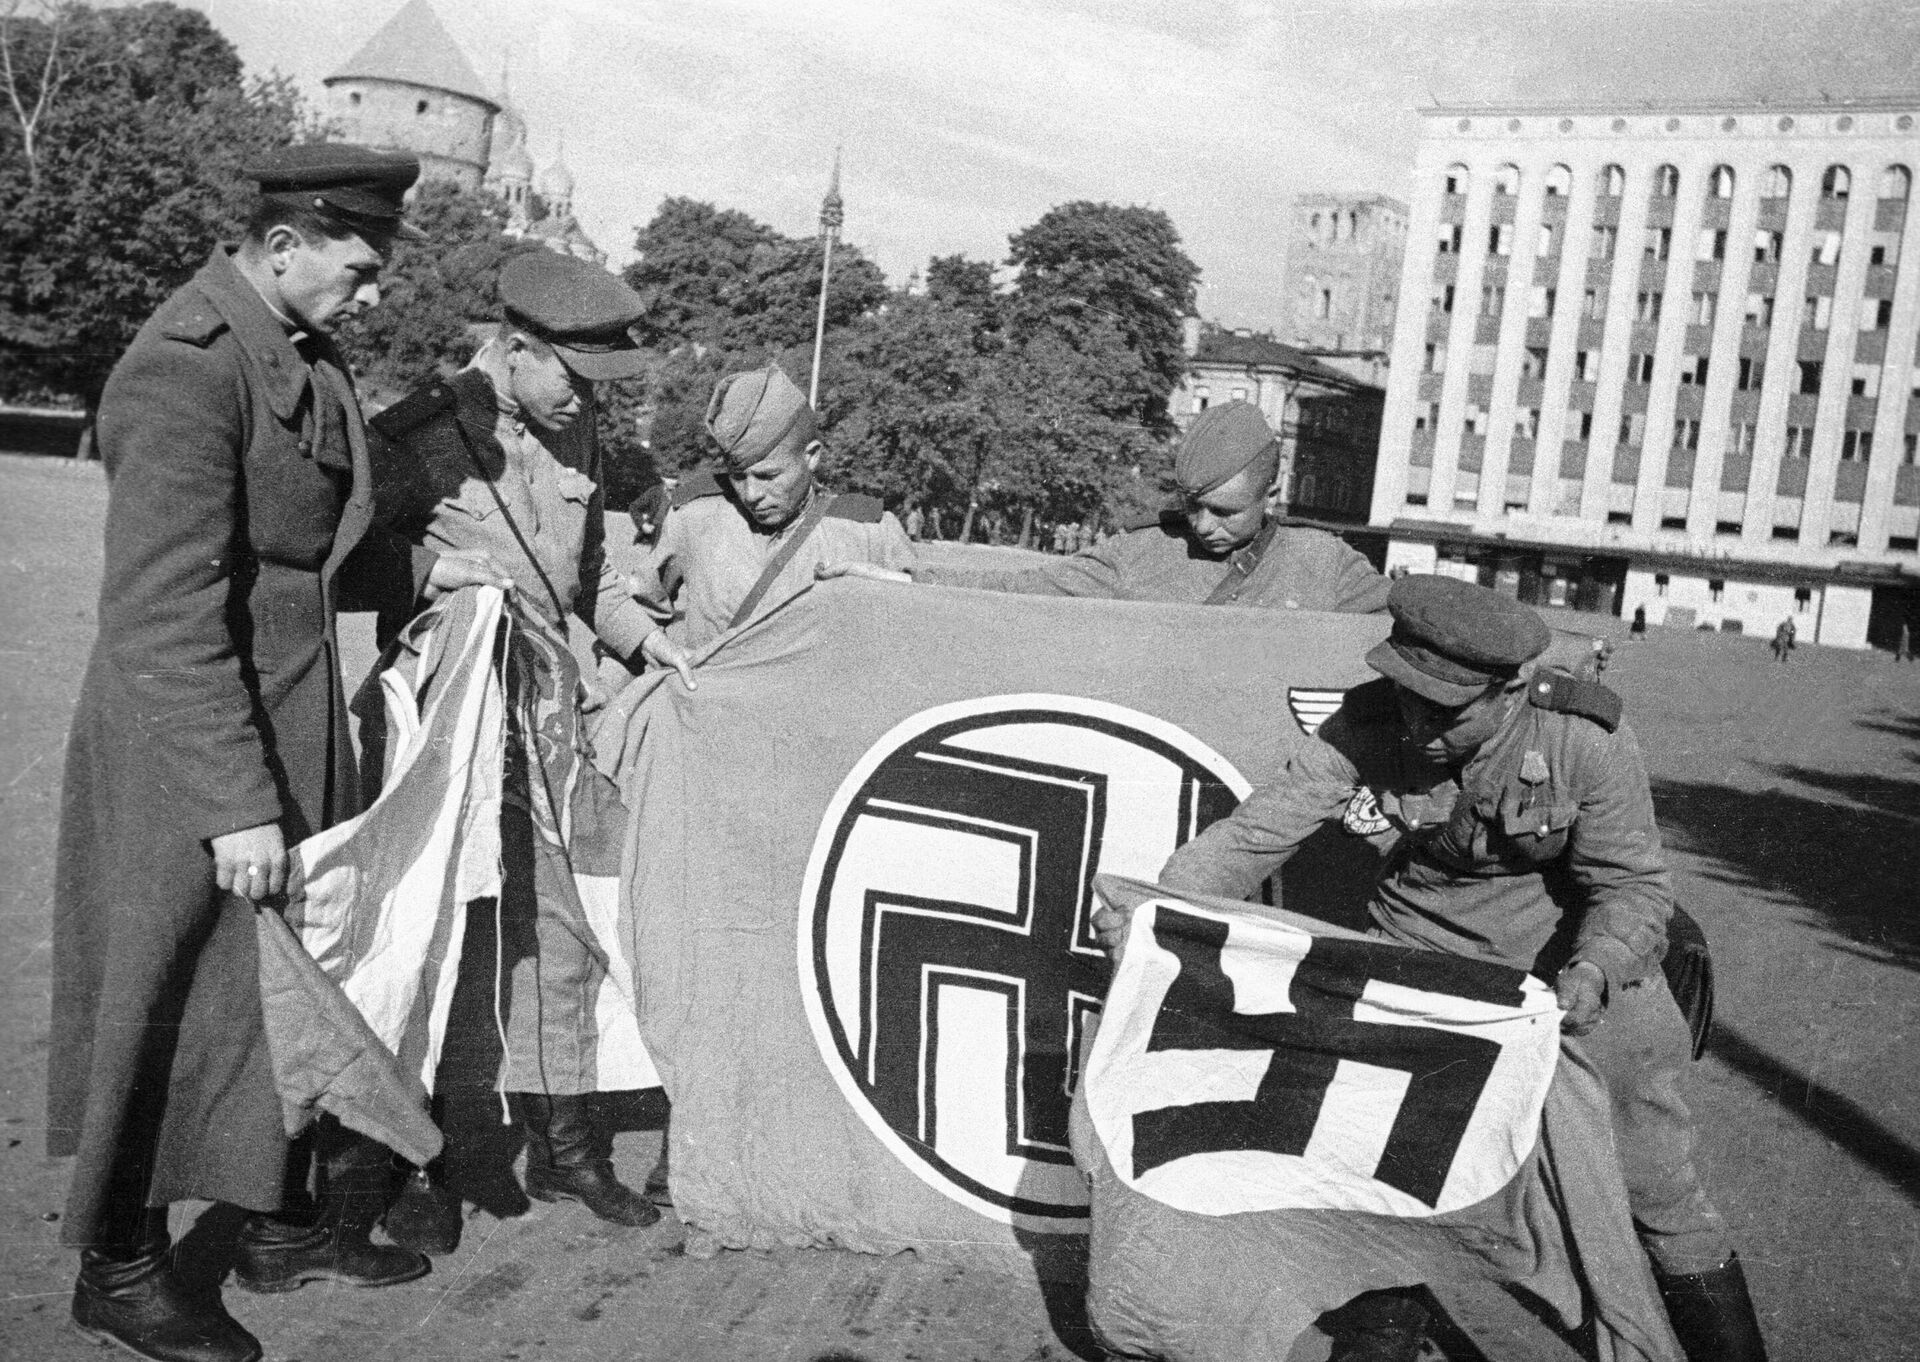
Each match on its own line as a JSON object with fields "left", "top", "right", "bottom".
{"left": 905, "top": 504, "right": 924, "bottom": 541}
{"left": 1629, "top": 604, "right": 1648, "bottom": 638}
{"left": 1898, "top": 621, "right": 1911, "bottom": 662}
{"left": 1771, "top": 617, "right": 1796, "bottom": 662}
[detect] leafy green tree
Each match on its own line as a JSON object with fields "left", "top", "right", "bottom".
{"left": 0, "top": 2, "right": 306, "bottom": 414}
{"left": 922, "top": 253, "right": 998, "bottom": 330}
{"left": 622, "top": 197, "right": 781, "bottom": 349}
{"left": 620, "top": 195, "right": 888, "bottom": 354}
{"left": 1005, "top": 201, "right": 1199, "bottom": 430}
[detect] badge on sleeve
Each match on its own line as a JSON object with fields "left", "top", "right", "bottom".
{"left": 1342, "top": 786, "right": 1392, "bottom": 836}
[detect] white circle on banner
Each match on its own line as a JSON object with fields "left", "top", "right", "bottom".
{"left": 796, "top": 694, "right": 1249, "bottom": 1231}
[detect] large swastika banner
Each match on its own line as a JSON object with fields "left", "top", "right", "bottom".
{"left": 613, "top": 578, "right": 1385, "bottom": 1253}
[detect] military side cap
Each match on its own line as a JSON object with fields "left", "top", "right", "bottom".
{"left": 704, "top": 363, "right": 818, "bottom": 471}
{"left": 242, "top": 143, "right": 423, "bottom": 240}
{"left": 499, "top": 252, "right": 647, "bottom": 381}
{"left": 1366, "top": 574, "right": 1551, "bottom": 705}
{"left": 1175, "top": 400, "right": 1279, "bottom": 497}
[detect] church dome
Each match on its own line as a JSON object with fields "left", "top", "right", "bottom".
{"left": 538, "top": 156, "right": 575, "bottom": 203}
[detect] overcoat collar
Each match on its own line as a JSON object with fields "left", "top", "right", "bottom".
{"left": 194, "top": 245, "right": 313, "bottom": 423}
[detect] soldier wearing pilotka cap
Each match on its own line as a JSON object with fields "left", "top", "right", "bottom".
{"left": 621, "top": 361, "right": 916, "bottom": 653}
{"left": 1094, "top": 574, "right": 1765, "bottom": 1362}
{"left": 915, "top": 399, "right": 1387, "bottom": 611}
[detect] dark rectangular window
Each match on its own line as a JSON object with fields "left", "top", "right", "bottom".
{"left": 1798, "top": 360, "right": 1823, "bottom": 394}
{"left": 1737, "top": 357, "right": 1764, "bottom": 390}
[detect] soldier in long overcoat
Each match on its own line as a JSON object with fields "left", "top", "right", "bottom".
{"left": 46, "top": 147, "right": 506, "bottom": 1362}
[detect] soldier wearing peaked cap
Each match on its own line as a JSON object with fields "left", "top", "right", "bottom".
{"left": 622, "top": 361, "right": 916, "bottom": 652}
{"left": 46, "top": 144, "right": 518, "bottom": 1362}
{"left": 1096, "top": 575, "right": 1765, "bottom": 1362}
{"left": 917, "top": 399, "right": 1387, "bottom": 612}
{"left": 364, "top": 250, "right": 678, "bottom": 1241}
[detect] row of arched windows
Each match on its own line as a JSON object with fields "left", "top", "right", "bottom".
{"left": 1308, "top": 208, "right": 1361, "bottom": 244}
{"left": 1444, "top": 161, "right": 1912, "bottom": 202}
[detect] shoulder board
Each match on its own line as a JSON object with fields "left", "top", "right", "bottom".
{"left": 1337, "top": 676, "right": 1401, "bottom": 722}
{"left": 161, "top": 304, "right": 227, "bottom": 348}
{"left": 1122, "top": 506, "right": 1180, "bottom": 533}
{"left": 671, "top": 469, "right": 724, "bottom": 507}
{"left": 368, "top": 381, "right": 457, "bottom": 442}
{"left": 1528, "top": 667, "right": 1623, "bottom": 732}
{"left": 824, "top": 492, "right": 885, "bottom": 524}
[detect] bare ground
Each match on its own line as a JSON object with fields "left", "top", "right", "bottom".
{"left": 2, "top": 455, "right": 1915, "bottom": 1360}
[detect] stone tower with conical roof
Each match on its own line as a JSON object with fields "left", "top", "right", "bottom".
{"left": 324, "top": 0, "right": 499, "bottom": 191}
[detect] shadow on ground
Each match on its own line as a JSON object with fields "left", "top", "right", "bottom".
{"left": 1653, "top": 712, "right": 1920, "bottom": 977}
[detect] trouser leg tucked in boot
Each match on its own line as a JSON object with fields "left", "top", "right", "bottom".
{"left": 381, "top": 1155, "right": 462, "bottom": 1256}
{"left": 1656, "top": 1251, "right": 1768, "bottom": 1362}
{"left": 516, "top": 1092, "right": 659, "bottom": 1227}
{"left": 1322, "top": 1288, "right": 1432, "bottom": 1362}
{"left": 232, "top": 1132, "right": 429, "bottom": 1294}
{"left": 73, "top": 1205, "right": 262, "bottom": 1362}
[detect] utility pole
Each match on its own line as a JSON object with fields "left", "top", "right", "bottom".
{"left": 808, "top": 146, "right": 843, "bottom": 410}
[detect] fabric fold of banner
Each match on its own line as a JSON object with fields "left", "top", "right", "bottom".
{"left": 1074, "top": 873, "right": 1682, "bottom": 1362}
{"left": 260, "top": 584, "right": 653, "bottom": 1168}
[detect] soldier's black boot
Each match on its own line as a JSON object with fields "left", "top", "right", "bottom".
{"left": 382, "top": 1159, "right": 462, "bottom": 1256}
{"left": 515, "top": 1092, "right": 660, "bottom": 1227}
{"left": 73, "top": 1207, "right": 262, "bottom": 1362}
{"left": 1656, "top": 1252, "right": 1768, "bottom": 1362}
{"left": 233, "top": 1138, "right": 430, "bottom": 1293}
{"left": 1323, "top": 1288, "right": 1432, "bottom": 1362}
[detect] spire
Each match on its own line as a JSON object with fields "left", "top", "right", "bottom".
{"left": 818, "top": 145, "right": 844, "bottom": 238}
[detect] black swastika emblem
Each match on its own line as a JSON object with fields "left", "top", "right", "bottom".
{"left": 1133, "top": 909, "right": 1530, "bottom": 1208}
{"left": 805, "top": 702, "right": 1245, "bottom": 1223}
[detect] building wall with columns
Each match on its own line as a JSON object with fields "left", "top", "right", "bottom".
{"left": 1368, "top": 99, "right": 1920, "bottom": 648}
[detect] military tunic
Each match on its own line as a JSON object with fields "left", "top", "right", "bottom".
{"left": 919, "top": 514, "right": 1388, "bottom": 612}
{"left": 369, "top": 343, "right": 654, "bottom": 1095}
{"left": 1161, "top": 675, "right": 1731, "bottom": 1272}
{"left": 48, "top": 246, "right": 421, "bottom": 1244}
{"left": 629, "top": 474, "right": 917, "bottom": 650}
{"left": 370, "top": 344, "right": 654, "bottom": 658}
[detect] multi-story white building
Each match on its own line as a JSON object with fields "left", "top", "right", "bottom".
{"left": 1370, "top": 99, "right": 1920, "bottom": 648}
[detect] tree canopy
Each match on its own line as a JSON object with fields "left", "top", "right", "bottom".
{"left": 1005, "top": 201, "right": 1199, "bottom": 431}
{"left": 333, "top": 180, "right": 522, "bottom": 403}
{"left": 610, "top": 195, "right": 1198, "bottom": 541}
{"left": 0, "top": 1, "right": 305, "bottom": 405}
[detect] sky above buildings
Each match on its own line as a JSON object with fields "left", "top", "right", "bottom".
{"left": 188, "top": 0, "right": 1917, "bottom": 331}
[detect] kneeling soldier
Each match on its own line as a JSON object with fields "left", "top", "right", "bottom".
{"left": 1098, "top": 575, "right": 1765, "bottom": 1362}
